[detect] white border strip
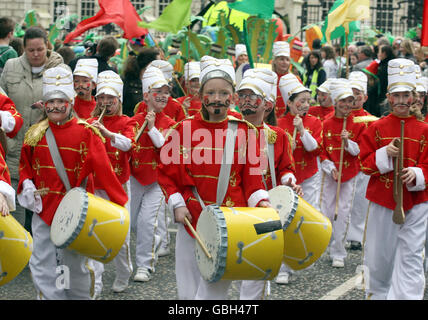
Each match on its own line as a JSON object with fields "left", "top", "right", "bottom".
{"left": 319, "top": 275, "right": 360, "bottom": 300}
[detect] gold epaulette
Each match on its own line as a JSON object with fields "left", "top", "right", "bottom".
{"left": 264, "top": 126, "right": 277, "bottom": 144}
{"left": 77, "top": 119, "right": 106, "bottom": 143}
{"left": 285, "top": 131, "right": 293, "bottom": 147}
{"left": 24, "top": 118, "right": 50, "bottom": 147}
{"left": 227, "top": 115, "right": 259, "bottom": 138}
{"left": 133, "top": 102, "right": 144, "bottom": 115}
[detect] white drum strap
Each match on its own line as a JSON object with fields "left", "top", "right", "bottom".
{"left": 45, "top": 128, "right": 88, "bottom": 191}
{"left": 46, "top": 127, "right": 71, "bottom": 191}
{"left": 191, "top": 121, "right": 238, "bottom": 208}
{"left": 264, "top": 123, "right": 277, "bottom": 189}
{"left": 216, "top": 121, "right": 238, "bottom": 205}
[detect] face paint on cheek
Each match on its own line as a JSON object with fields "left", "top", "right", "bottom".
{"left": 203, "top": 95, "right": 210, "bottom": 106}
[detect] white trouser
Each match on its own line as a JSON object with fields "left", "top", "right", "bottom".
{"left": 130, "top": 177, "right": 165, "bottom": 271}
{"left": 320, "top": 174, "right": 356, "bottom": 260}
{"left": 93, "top": 181, "right": 133, "bottom": 293}
{"left": 175, "top": 223, "right": 268, "bottom": 300}
{"left": 300, "top": 170, "right": 321, "bottom": 212}
{"left": 30, "top": 213, "right": 95, "bottom": 300}
{"left": 347, "top": 172, "right": 370, "bottom": 243}
{"left": 364, "top": 201, "right": 427, "bottom": 300}
{"left": 155, "top": 197, "right": 171, "bottom": 251}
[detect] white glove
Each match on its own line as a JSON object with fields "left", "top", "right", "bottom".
{"left": 17, "top": 179, "right": 42, "bottom": 214}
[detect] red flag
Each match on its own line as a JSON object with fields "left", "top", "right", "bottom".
{"left": 422, "top": 0, "right": 428, "bottom": 46}
{"left": 64, "top": 0, "right": 148, "bottom": 43}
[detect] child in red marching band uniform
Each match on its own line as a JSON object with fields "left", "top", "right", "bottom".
{"left": 360, "top": 59, "right": 428, "bottom": 300}
{"left": 158, "top": 56, "right": 270, "bottom": 300}
{"left": 18, "top": 66, "right": 127, "bottom": 299}
{"left": 88, "top": 70, "right": 136, "bottom": 295}
{"left": 72, "top": 58, "right": 98, "bottom": 120}
{"left": 176, "top": 61, "right": 202, "bottom": 117}
{"left": 272, "top": 41, "right": 292, "bottom": 119}
{"left": 0, "top": 89, "right": 21, "bottom": 217}
{"left": 129, "top": 66, "right": 176, "bottom": 282}
{"left": 277, "top": 74, "right": 323, "bottom": 211}
{"left": 346, "top": 71, "right": 372, "bottom": 250}
{"left": 275, "top": 74, "right": 322, "bottom": 284}
{"left": 239, "top": 68, "right": 304, "bottom": 289}
{"left": 320, "top": 79, "right": 366, "bottom": 268}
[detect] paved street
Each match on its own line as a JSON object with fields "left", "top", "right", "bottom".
{"left": 1, "top": 211, "right": 428, "bottom": 301}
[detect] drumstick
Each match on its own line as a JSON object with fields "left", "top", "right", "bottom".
{"left": 98, "top": 105, "right": 108, "bottom": 123}
{"left": 184, "top": 216, "right": 212, "bottom": 260}
{"left": 292, "top": 127, "right": 297, "bottom": 150}
{"left": 135, "top": 120, "right": 149, "bottom": 142}
{"left": 334, "top": 117, "right": 347, "bottom": 221}
{"left": 34, "top": 188, "right": 49, "bottom": 196}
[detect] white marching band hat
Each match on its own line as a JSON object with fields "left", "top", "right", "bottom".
{"left": 269, "top": 71, "right": 278, "bottom": 103}
{"left": 414, "top": 64, "right": 427, "bottom": 93}
{"left": 199, "top": 55, "right": 236, "bottom": 87}
{"left": 238, "top": 68, "right": 275, "bottom": 99}
{"left": 96, "top": 70, "right": 123, "bottom": 102}
{"left": 142, "top": 66, "right": 169, "bottom": 94}
{"left": 278, "top": 73, "right": 310, "bottom": 104}
{"left": 148, "top": 60, "right": 174, "bottom": 82}
{"left": 73, "top": 58, "right": 98, "bottom": 83}
{"left": 348, "top": 71, "right": 368, "bottom": 94}
{"left": 235, "top": 44, "right": 247, "bottom": 58}
{"left": 184, "top": 61, "right": 200, "bottom": 82}
{"left": 329, "top": 78, "right": 354, "bottom": 103}
{"left": 317, "top": 78, "right": 334, "bottom": 94}
{"left": 272, "top": 41, "right": 290, "bottom": 58}
{"left": 43, "top": 66, "right": 75, "bottom": 103}
{"left": 387, "top": 58, "right": 416, "bottom": 93}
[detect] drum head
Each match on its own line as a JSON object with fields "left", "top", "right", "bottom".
{"left": 268, "top": 185, "right": 298, "bottom": 230}
{"left": 195, "top": 205, "right": 228, "bottom": 283}
{"left": 50, "top": 188, "right": 88, "bottom": 248}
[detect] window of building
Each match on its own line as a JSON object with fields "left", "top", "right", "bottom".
{"left": 131, "top": 0, "right": 146, "bottom": 12}
{"left": 53, "top": 1, "right": 68, "bottom": 22}
{"left": 81, "top": 0, "right": 95, "bottom": 20}
{"left": 158, "top": 0, "right": 171, "bottom": 15}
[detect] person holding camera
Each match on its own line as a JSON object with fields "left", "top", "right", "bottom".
{"left": 69, "top": 35, "right": 119, "bottom": 74}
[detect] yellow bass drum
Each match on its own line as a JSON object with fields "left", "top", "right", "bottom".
{"left": 269, "top": 185, "right": 332, "bottom": 270}
{"left": 195, "top": 205, "right": 284, "bottom": 282}
{"left": 0, "top": 214, "right": 33, "bottom": 286}
{"left": 50, "top": 187, "right": 129, "bottom": 263}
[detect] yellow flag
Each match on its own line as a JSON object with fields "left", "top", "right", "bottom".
{"left": 325, "top": 0, "right": 370, "bottom": 43}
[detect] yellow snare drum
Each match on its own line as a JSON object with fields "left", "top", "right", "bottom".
{"left": 50, "top": 187, "right": 129, "bottom": 263}
{"left": 195, "top": 205, "right": 283, "bottom": 282}
{"left": 269, "top": 185, "right": 332, "bottom": 270}
{"left": 0, "top": 214, "right": 33, "bottom": 286}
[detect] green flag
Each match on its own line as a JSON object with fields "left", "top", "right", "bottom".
{"left": 24, "top": 10, "right": 37, "bottom": 27}
{"left": 321, "top": 0, "right": 369, "bottom": 45}
{"left": 47, "top": 24, "right": 60, "bottom": 45}
{"left": 228, "top": 0, "right": 274, "bottom": 19}
{"left": 138, "top": 0, "right": 192, "bottom": 34}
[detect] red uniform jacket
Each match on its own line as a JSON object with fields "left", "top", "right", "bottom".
{"left": 87, "top": 115, "right": 136, "bottom": 186}
{"left": 0, "top": 93, "right": 23, "bottom": 138}
{"left": 359, "top": 114, "right": 428, "bottom": 212}
{"left": 158, "top": 112, "right": 267, "bottom": 236}
{"left": 73, "top": 96, "right": 96, "bottom": 120}
{"left": 176, "top": 95, "right": 202, "bottom": 118}
{"left": 308, "top": 105, "right": 334, "bottom": 122}
{"left": 277, "top": 113, "right": 322, "bottom": 184}
{"left": 321, "top": 115, "right": 366, "bottom": 183}
{"left": 257, "top": 123, "right": 296, "bottom": 190}
{"left": 18, "top": 117, "right": 128, "bottom": 225}
{"left": 131, "top": 108, "right": 176, "bottom": 186}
